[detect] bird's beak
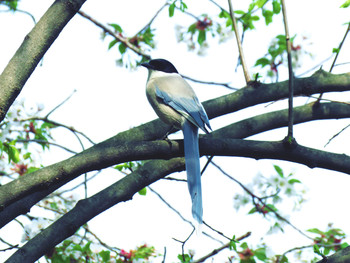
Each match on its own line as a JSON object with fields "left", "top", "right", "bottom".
{"left": 141, "top": 62, "right": 148, "bottom": 67}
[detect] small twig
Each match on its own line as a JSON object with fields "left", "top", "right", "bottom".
{"left": 317, "top": 20, "right": 350, "bottom": 103}
{"left": 201, "top": 155, "right": 214, "bottom": 175}
{"left": 84, "top": 225, "right": 121, "bottom": 254}
{"left": 53, "top": 170, "right": 101, "bottom": 195}
{"left": 162, "top": 176, "right": 187, "bottom": 182}
{"left": 281, "top": 0, "right": 294, "bottom": 140}
{"left": 23, "top": 117, "right": 96, "bottom": 145}
{"left": 297, "top": 55, "right": 333, "bottom": 77}
{"left": 173, "top": 228, "right": 195, "bottom": 262}
{"left": 15, "top": 139, "right": 77, "bottom": 154}
{"left": 136, "top": 2, "right": 168, "bottom": 35}
{"left": 45, "top": 89, "right": 76, "bottom": 118}
{"left": 161, "top": 247, "right": 166, "bottom": 263}
{"left": 0, "top": 240, "right": 18, "bottom": 252}
{"left": 329, "top": 23, "right": 350, "bottom": 72}
{"left": 148, "top": 186, "right": 194, "bottom": 227}
{"left": 78, "top": 10, "right": 151, "bottom": 59}
{"left": 324, "top": 123, "right": 350, "bottom": 147}
{"left": 193, "top": 232, "right": 251, "bottom": 263}
{"left": 182, "top": 74, "right": 237, "bottom": 90}
{"left": 227, "top": 0, "right": 251, "bottom": 83}
{"left": 211, "top": 160, "right": 313, "bottom": 240}
{"left": 203, "top": 220, "right": 232, "bottom": 240}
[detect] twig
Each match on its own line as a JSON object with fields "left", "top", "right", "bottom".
{"left": 297, "top": 55, "right": 333, "bottom": 77}
{"left": 148, "top": 186, "right": 194, "bottom": 227}
{"left": 84, "top": 225, "right": 121, "bottom": 254}
{"left": 329, "top": 23, "right": 350, "bottom": 72}
{"left": 23, "top": 117, "right": 96, "bottom": 145}
{"left": 210, "top": 160, "right": 313, "bottom": 240}
{"left": 15, "top": 139, "right": 77, "bottom": 154}
{"left": 162, "top": 176, "right": 187, "bottom": 182}
{"left": 201, "top": 155, "right": 214, "bottom": 175}
{"left": 78, "top": 10, "right": 150, "bottom": 59}
{"left": 324, "top": 123, "right": 350, "bottom": 147}
{"left": 227, "top": 0, "right": 251, "bottom": 83}
{"left": 182, "top": 74, "right": 237, "bottom": 90}
{"left": 53, "top": 170, "right": 101, "bottom": 195}
{"left": 316, "top": 23, "right": 349, "bottom": 103}
{"left": 203, "top": 220, "right": 232, "bottom": 240}
{"left": 173, "top": 228, "right": 195, "bottom": 262}
{"left": 136, "top": 2, "right": 168, "bottom": 35}
{"left": 193, "top": 232, "right": 251, "bottom": 263}
{"left": 45, "top": 89, "right": 76, "bottom": 118}
{"left": 281, "top": 0, "right": 294, "bottom": 141}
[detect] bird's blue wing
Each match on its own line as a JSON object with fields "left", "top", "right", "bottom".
{"left": 155, "top": 86, "right": 211, "bottom": 133}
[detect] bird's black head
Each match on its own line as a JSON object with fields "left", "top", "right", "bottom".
{"left": 141, "top": 59, "right": 178, "bottom": 73}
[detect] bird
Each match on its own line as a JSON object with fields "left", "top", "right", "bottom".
{"left": 141, "top": 58, "right": 211, "bottom": 226}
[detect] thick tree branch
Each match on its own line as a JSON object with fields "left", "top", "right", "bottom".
{"left": 316, "top": 246, "right": 350, "bottom": 263}
{"left": 5, "top": 158, "right": 184, "bottom": 263}
{"left": 8, "top": 133, "right": 350, "bottom": 261}
{"left": 1, "top": 70, "right": 350, "bottom": 227}
{"left": 0, "top": 0, "right": 86, "bottom": 122}
{"left": 1, "top": 101, "right": 350, "bottom": 227}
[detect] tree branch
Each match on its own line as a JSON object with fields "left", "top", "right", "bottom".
{"left": 0, "top": 0, "right": 86, "bottom": 123}
{"left": 227, "top": 0, "right": 251, "bottom": 83}
{"left": 281, "top": 0, "right": 295, "bottom": 141}
{"left": 1, "top": 70, "right": 350, "bottom": 227}
{"left": 77, "top": 10, "right": 151, "bottom": 59}
{"left": 5, "top": 158, "right": 184, "bottom": 263}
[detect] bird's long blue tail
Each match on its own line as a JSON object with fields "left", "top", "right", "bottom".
{"left": 182, "top": 120, "right": 202, "bottom": 225}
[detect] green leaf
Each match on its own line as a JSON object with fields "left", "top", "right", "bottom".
{"left": 341, "top": 242, "right": 349, "bottom": 249}
{"left": 262, "top": 9, "right": 273, "bottom": 25}
{"left": 248, "top": 207, "right": 257, "bottom": 214}
{"left": 272, "top": 0, "right": 281, "bottom": 14}
{"left": 50, "top": 202, "right": 59, "bottom": 210}
{"left": 255, "top": 247, "right": 267, "bottom": 260}
{"left": 256, "top": 0, "right": 268, "bottom": 8}
{"left": 138, "top": 187, "right": 147, "bottom": 196}
{"left": 229, "top": 235, "right": 238, "bottom": 251}
{"left": 240, "top": 242, "right": 248, "bottom": 250}
{"left": 23, "top": 152, "right": 31, "bottom": 160}
{"left": 266, "top": 204, "right": 278, "bottom": 212}
{"left": 82, "top": 241, "right": 92, "bottom": 253}
{"left": 234, "top": 10, "right": 245, "bottom": 15}
{"left": 177, "top": 254, "right": 191, "bottom": 263}
{"left": 273, "top": 165, "right": 284, "bottom": 177}
{"left": 307, "top": 228, "right": 325, "bottom": 235}
{"left": 288, "top": 178, "right": 301, "bottom": 184}
{"left": 169, "top": 2, "right": 175, "bottom": 17}
{"left": 340, "top": 0, "right": 350, "bottom": 8}
{"left": 72, "top": 244, "right": 83, "bottom": 252}
{"left": 99, "top": 250, "right": 111, "bottom": 262}
{"left": 254, "top": 57, "right": 270, "bottom": 67}
{"left": 180, "top": 1, "right": 187, "bottom": 12}
{"left": 108, "top": 39, "right": 118, "bottom": 50}
{"left": 313, "top": 244, "right": 321, "bottom": 254}
{"left": 118, "top": 43, "right": 127, "bottom": 54}
{"left": 27, "top": 166, "right": 40, "bottom": 174}
{"left": 188, "top": 23, "right": 197, "bottom": 33}
{"left": 333, "top": 47, "right": 340, "bottom": 54}
{"left": 197, "top": 30, "right": 206, "bottom": 45}
{"left": 108, "top": 23, "right": 123, "bottom": 33}
{"left": 8, "top": 145, "right": 20, "bottom": 163}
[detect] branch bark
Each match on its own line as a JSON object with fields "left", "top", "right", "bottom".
{"left": 1, "top": 100, "right": 350, "bottom": 228}
{"left": 6, "top": 136, "right": 350, "bottom": 261}
{"left": 0, "top": 0, "right": 86, "bottom": 122}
